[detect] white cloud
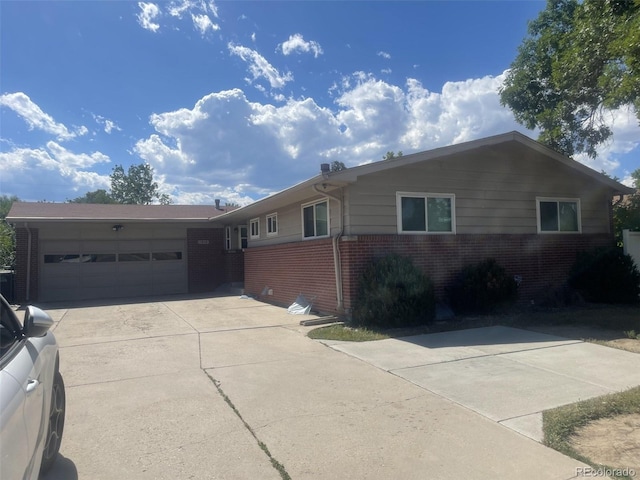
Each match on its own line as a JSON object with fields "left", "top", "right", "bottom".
{"left": 0, "top": 92, "right": 86, "bottom": 141}
{"left": 92, "top": 114, "right": 122, "bottom": 134}
{"left": 131, "top": 71, "right": 540, "bottom": 205}
{"left": 137, "top": 2, "right": 161, "bottom": 32}
{"left": 0, "top": 145, "right": 110, "bottom": 200}
{"left": 280, "top": 34, "right": 323, "bottom": 58}
{"left": 228, "top": 43, "right": 293, "bottom": 89}
{"left": 191, "top": 13, "right": 219, "bottom": 35}
{"left": 377, "top": 51, "right": 391, "bottom": 60}
{"left": 140, "top": 0, "right": 219, "bottom": 35}
{"left": 574, "top": 105, "right": 640, "bottom": 177}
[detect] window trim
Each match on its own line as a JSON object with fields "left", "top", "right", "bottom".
{"left": 224, "top": 226, "right": 231, "bottom": 250}
{"left": 249, "top": 218, "right": 260, "bottom": 239}
{"left": 396, "top": 192, "right": 456, "bottom": 234}
{"left": 536, "top": 197, "right": 582, "bottom": 234}
{"left": 238, "top": 225, "right": 248, "bottom": 249}
{"left": 266, "top": 212, "right": 278, "bottom": 237}
{"left": 301, "top": 199, "right": 330, "bottom": 239}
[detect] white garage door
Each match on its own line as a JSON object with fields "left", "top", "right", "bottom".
{"left": 40, "top": 239, "right": 187, "bottom": 302}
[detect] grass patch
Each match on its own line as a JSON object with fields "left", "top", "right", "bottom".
{"left": 543, "top": 386, "right": 640, "bottom": 479}
{"left": 307, "top": 324, "right": 390, "bottom": 342}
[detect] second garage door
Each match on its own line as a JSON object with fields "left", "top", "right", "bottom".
{"left": 40, "top": 239, "right": 187, "bottom": 302}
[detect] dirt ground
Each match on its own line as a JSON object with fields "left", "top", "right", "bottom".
{"left": 571, "top": 413, "right": 640, "bottom": 473}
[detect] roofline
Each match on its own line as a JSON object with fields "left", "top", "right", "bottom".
{"left": 6, "top": 217, "right": 213, "bottom": 223}
{"left": 212, "top": 131, "right": 634, "bottom": 222}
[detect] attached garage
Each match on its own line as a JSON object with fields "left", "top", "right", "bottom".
{"left": 40, "top": 237, "right": 187, "bottom": 302}
{"left": 7, "top": 203, "right": 243, "bottom": 303}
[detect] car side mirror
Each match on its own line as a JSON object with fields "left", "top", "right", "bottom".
{"left": 23, "top": 306, "right": 54, "bottom": 338}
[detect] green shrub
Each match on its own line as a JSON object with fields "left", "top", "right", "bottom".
{"left": 568, "top": 247, "right": 640, "bottom": 304}
{"left": 352, "top": 254, "right": 435, "bottom": 328}
{"left": 447, "top": 258, "right": 518, "bottom": 314}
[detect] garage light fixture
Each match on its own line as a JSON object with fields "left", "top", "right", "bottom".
{"left": 112, "top": 224, "right": 124, "bottom": 232}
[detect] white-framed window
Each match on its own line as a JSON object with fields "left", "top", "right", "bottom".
{"left": 302, "top": 200, "right": 329, "bottom": 238}
{"left": 536, "top": 197, "right": 581, "bottom": 233}
{"left": 266, "top": 213, "right": 278, "bottom": 236}
{"left": 249, "top": 218, "right": 260, "bottom": 239}
{"left": 225, "top": 226, "right": 231, "bottom": 250}
{"left": 396, "top": 192, "right": 455, "bottom": 234}
{"left": 239, "top": 226, "right": 248, "bottom": 248}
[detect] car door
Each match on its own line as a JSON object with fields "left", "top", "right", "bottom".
{"left": 0, "top": 299, "right": 48, "bottom": 480}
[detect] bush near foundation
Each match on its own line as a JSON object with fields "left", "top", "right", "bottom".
{"left": 352, "top": 254, "right": 436, "bottom": 328}
{"left": 568, "top": 247, "right": 640, "bottom": 304}
{"left": 447, "top": 258, "right": 518, "bottom": 314}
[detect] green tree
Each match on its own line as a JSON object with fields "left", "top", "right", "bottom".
{"left": 382, "top": 151, "right": 403, "bottom": 160}
{"left": 0, "top": 195, "right": 19, "bottom": 269}
{"left": 110, "top": 163, "right": 172, "bottom": 205}
{"left": 68, "top": 189, "right": 116, "bottom": 204}
{"left": 330, "top": 161, "right": 347, "bottom": 172}
{"left": 500, "top": 0, "right": 640, "bottom": 158}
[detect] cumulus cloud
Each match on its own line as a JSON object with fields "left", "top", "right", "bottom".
{"left": 0, "top": 92, "right": 86, "bottom": 141}
{"left": 280, "top": 34, "right": 323, "bottom": 58}
{"left": 131, "top": 72, "right": 538, "bottom": 205}
{"left": 137, "top": 2, "right": 161, "bottom": 32}
{"left": 377, "top": 51, "right": 391, "bottom": 60}
{"left": 0, "top": 145, "right": 110, "bottom": 200}
{"left": 228, "top": 43, "right": 293, "bottom": 89}
{"left": 574, "top": 105, "right": 640, "bottom": 179}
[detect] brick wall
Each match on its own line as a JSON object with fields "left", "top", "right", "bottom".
{"left": 14, "top": 227, "right": 39, "bottom": 303}
{"left": 243, "top": 233, "right": 614, "bottom": 316}
{"left": 340, "top": 233, "right": 614, "bottom": 313}
{"left": 244, "top": 238, "right": 337, "bottom": 314}
{"left": 187, "top": 228, "right": 226, "bottom": 293}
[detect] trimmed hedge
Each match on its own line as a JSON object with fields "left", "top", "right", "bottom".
{"left": 447, "top": 258, "right": 518, "bottom": 314}
{"left": 352, "top": 254, "right": 436, "bottom": 328}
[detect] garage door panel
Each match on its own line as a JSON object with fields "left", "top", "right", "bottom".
{"left": 80, "top": 240, "right": 117, "bottom": 252}
{"left": 42, "top": 240, "right": 81, "bottom": 254}
{"left": 118, "top": 240, "right": 151, "bottom": 251}
{"left": 40, "top": 238, "right": 187, "bottom": 302}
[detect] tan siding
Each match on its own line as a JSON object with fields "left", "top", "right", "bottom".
{"left": 345, "top": 149, "right": 614, "bottom": 236}
{"left": 248, "top": 196, "right": 342, "bottom": 247}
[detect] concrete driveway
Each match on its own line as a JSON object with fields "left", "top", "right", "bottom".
{"left": 324, "top": 326, "right": 640, "bottom": 441}
{"left": 37, "top": 294, "right": 616, "bottom": 480}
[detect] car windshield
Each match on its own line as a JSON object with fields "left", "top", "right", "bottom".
{"left": 0, "top": 297, "right": 21, "bottom": 357}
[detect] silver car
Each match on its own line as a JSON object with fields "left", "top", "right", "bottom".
{"left": 0, "top": 294, "right": 65, "bottom": 479}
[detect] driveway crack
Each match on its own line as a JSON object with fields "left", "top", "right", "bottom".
{"left": 203, "top": 370, "right": 292, "bottom": 480}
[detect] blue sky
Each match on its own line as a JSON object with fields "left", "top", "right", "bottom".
{"left": 1, "top": 1, "right": 638, "bottom": 205}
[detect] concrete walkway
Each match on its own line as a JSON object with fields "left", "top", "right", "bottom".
{"left": 38, "top": 294, "right": 602, "bottom": 480}
{"left": 324, "top": 326, "right": 640, "bottom": 441}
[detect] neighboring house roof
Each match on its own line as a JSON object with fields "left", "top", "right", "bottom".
{"left": 7, "top": 202, "right": 232, "bottom": 223}
{"left": 212, "top": 131, "right": 636, "bottom": 222}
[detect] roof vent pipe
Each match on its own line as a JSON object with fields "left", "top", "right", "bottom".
{"left": 320, "top": 163, "right": 330, "bottom": 174}
{"left": 215, "top": 199, "right": 221, "bottom": 209}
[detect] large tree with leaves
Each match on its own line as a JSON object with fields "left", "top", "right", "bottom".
{"left": 0, "top": 195, "right": 19, "bottom": 269}
{"left": 500, "top": 0, "right": 640, "bottom": 158}
{"left": 110, "top": 163, "right": 171, "bottom": 205}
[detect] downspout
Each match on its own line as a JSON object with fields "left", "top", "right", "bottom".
{"left": 25, "top": 222, "right": 32, "bottom": 302}
{"left": 312, "top": 184, "right": 344, "bottom": 312}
